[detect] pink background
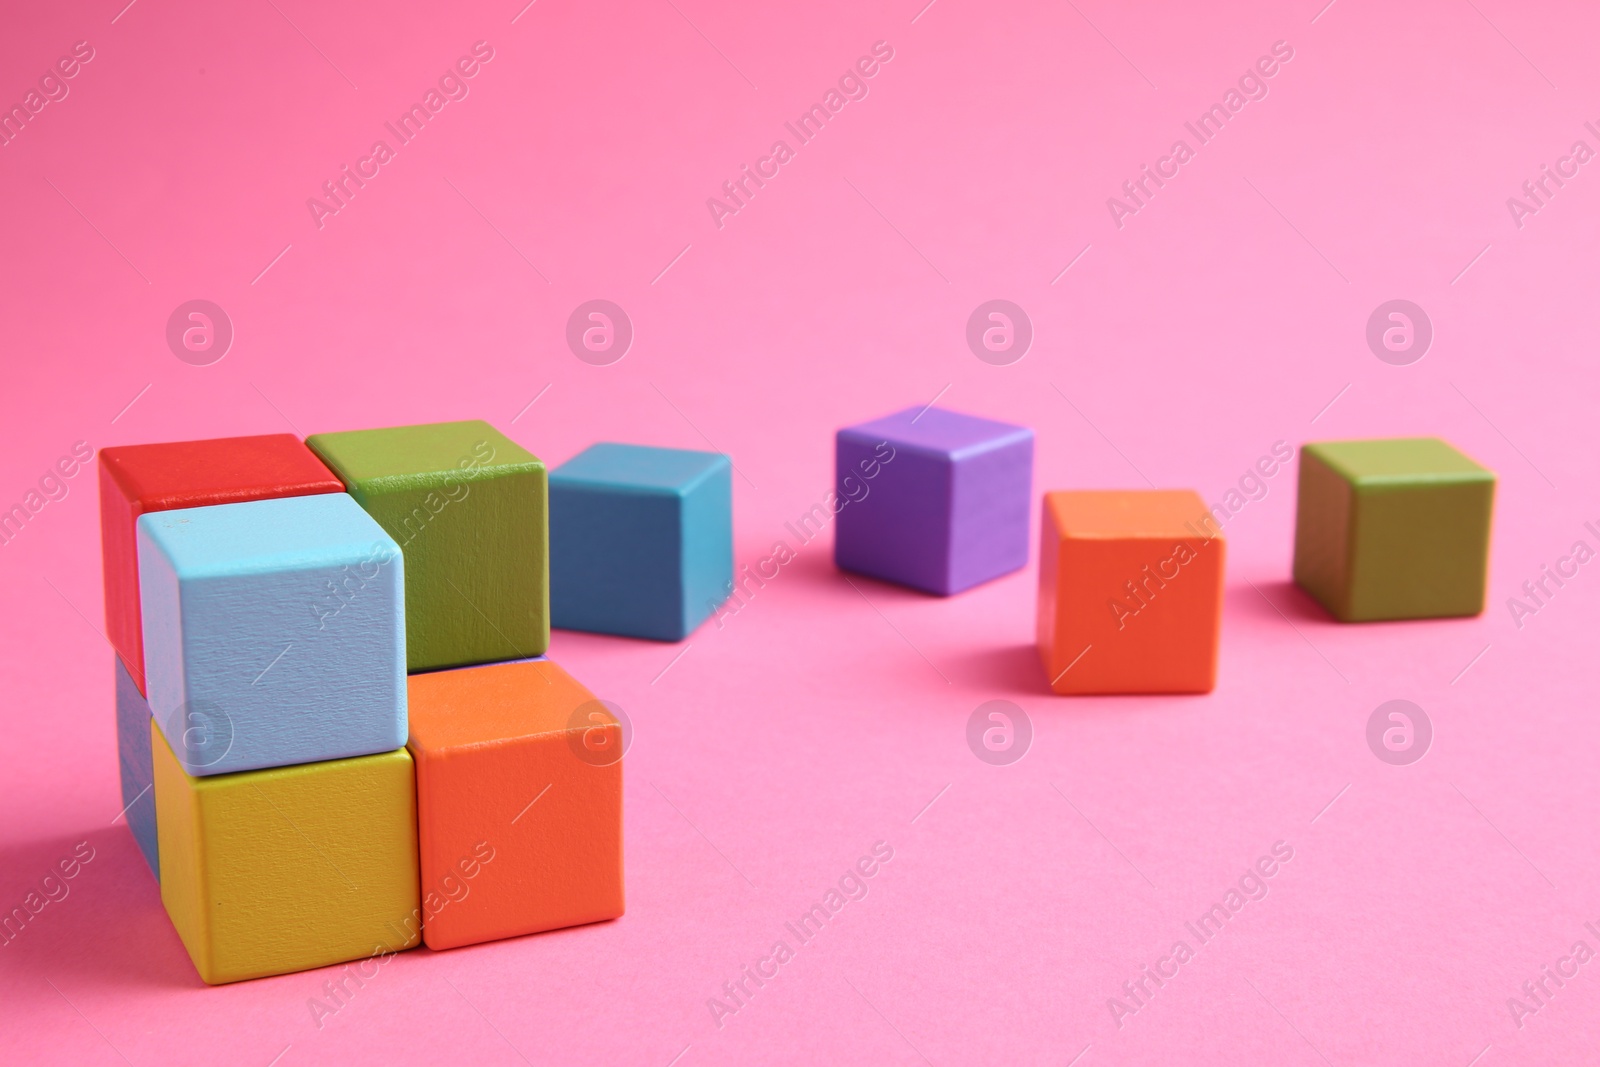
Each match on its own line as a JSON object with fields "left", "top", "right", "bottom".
{"left": 3, "top": 0, "right": 1599, "bottom": 1063}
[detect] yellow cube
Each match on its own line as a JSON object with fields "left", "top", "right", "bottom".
{"left": 152, "top": 722, "right": 422, "bottom": 984}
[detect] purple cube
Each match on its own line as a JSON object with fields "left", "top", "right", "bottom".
{"left": 834, "top": 406, "right": 1034, "bottom": 595}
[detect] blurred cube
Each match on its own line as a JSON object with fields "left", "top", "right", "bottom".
{"left": 1293, "top": 438, "right": 1495, "bottom": 621}
{"left": 1037, "top": 490, "right": 1224, "bottom": 694}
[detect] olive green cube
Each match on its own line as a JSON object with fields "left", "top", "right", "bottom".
{"left": 1292, "top": 438, "right": 1495, "bottom": 622}
{"left": 307, "top": 421, "right": 547, "bottom": 671}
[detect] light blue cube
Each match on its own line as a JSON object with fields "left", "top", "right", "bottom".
{"left": 550, "top": 443, "right": 732, "bottom": 641}
{"left": 136, "top": 493, "right": 406, "bottom": 776}
{"left": 114, "top": 655, "right": 158, "bottom": 879}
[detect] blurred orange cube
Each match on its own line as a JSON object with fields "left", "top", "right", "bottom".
{"left": 1036, "top": 490, "right": 1224, "bottom": 694}
{"left": 407, "top": 658, "right": 624, "bottom": 950}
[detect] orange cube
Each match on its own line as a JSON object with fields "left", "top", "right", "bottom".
{"left": 1036, "top": 490, "right": 1224, "bottom": 694}
{"left": 406, "top": 658, "right": 624, "bottom": 950}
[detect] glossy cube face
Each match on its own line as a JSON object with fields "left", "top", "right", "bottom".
{"left": 1293, "top": 438, "right": 1495, "bottom": 622}
{"left": 1037, "top": 491, "right": 1224, "bottom": 695}
{"left": 834, "top": 406, "right": 1033, "bottom": 595}
{"left": 407, "top": 659, "right": 624, "bottom": 950}
{"left": 98, "top": 434, "right": 344, "bottom": 695}
{"left": 549, "top": 443, "right": 732, "bottom": 641}
{"left": 136, "top": 494, "right": 406, "bottom": 776}
{"left": 307, "top": 421, "right": 548, "bottom": 672}
{"left": 114, "top": 656, "right": 158, "bottom": 879}
{"left": 152, "top": 728, "right": 421, "bottom": 985}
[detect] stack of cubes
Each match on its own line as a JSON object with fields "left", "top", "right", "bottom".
{"left": 104, "top": 422, "right": 624, "bottom": 984}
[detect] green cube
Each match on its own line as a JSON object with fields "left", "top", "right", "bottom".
{"left": 307, "top": 421, "right": 547, "bottom": 671}
{"left": 1292, "top": 437, "right": 1495, "bottom": 622}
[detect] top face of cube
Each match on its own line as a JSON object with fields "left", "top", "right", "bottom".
{"left": 99, "top": 434, "right": 345, "bottom": 695}
{"left": 100, "top": 433, "right": 344, "bottom": 510}
{"left": 138, "top": 492, "right": 400, "bottom": 579}
{"left": 305, "top": 420, "right": 548, "bottom": 672}
{"left": 838, "top": 406, "right": 1033, "bottom": 461}
{"left": 1304, "top": 438, "right": 1492, "bottom": 488}
{"left": 137, "top": 494, "right": 406, "bottom": 775}
{"left": 551, "top": 443, "right": 729, "bottom": 496}
{"left": 1046, "top": 490, "right": 1219, "bottom": 542}
{"left": 305, "top": 420, "right": 541, "bottom": 489}
{"left": 407, "top": 659, "right": 608, "bottom": 752}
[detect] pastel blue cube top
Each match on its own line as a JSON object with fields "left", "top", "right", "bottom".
{"left": 550, "top": 443, "right": 733, "bottom": 641}
{"left": 136, "top": 493, "right": 406, "bottom": 776}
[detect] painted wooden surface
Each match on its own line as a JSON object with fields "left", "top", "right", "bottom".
{"left": 550, "top": 442, "right": 732, "bottom": 641}
{"left": 1038, "top": 490, "right": 1225, "bottom": 694}
{"left": 1294, "top": 438, "right": 1496, "bottom": 622}
{"left": 97, "top": 434, "right": 343, "bottom": 695}
{"left": 407, "top": 658, "right": 623, "bottom": 950}
{"left": 835, "top": 406, "right": 1034, "bottom": 595}
{"left": 113, "top": 656, "right": 158, "bottom": 880}
{"left": 152, "top": 725, "right": 421, "bottom": 985}
{"left": 137, "top": 493, "right": 406, "bottom": 776}
{"left": 307, "top": 421, "right": 548, "bottom": 672}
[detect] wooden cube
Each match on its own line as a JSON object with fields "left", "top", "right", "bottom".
{"left": 549, "top": 443, "right": 732, "bottom": 640}
{"left": 407, "top": 658, "right": 624, "bottom": 950}
{"left": 1293, "top": 438, "right": 1495, "bottom": 621}
{"left": 1037, "top": 490, "right": 1224, "bottom": 694}
{"left": 835, "top": 406, "right": 1033, "bottom": 595}
{"left": 307, "top": 421, "right": 547, "bottom": 672}
{"left": 137, "top": 494, "right": 406, "bottom": 776}
{"left": 114, "top": 656, "right": 158, "bottom": 879}
{"left": 152, "top": 724, "right": 421, "bottom": 984}
{"left": 98, "top": 434, "right": 343, "bottom": 694}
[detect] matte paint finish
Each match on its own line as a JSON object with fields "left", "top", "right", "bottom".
{"left": 308, "top": 421, "right": 548, "bottom": 672}
{"left": 407, "top": 658, "right": 624, "bottom": 950}
{"left": 97, "top": 434, "right": 343, "bottom": 694}
{"left": 114, "top": 655, "right": 158, "bottom": 879}
{"left": 1038, "top": 490, "right": 1224, "bottom": 694}
{"left": 137, "top": 493, "right": 407, "bottom": 776}
{"left": 549, "top": 443, "right": 732, "bottom": 641}
{"left": 1293, "top": 438, "right": 1495, "bottom": 621}
{"left": 152, "top": 726, "right": 421, "bottom": 985}
{"left": 834, "top": 406, "right": 1033, "bottom": 595}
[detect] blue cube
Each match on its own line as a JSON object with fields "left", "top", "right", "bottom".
{"left": 550, "top": 443, "right": 732, "bottom": 641}
{"left": 114, "top": 655, "right": 159, "bottom": 879}
{"left": 136, "top": 493, "right": 407, "bottom": 776}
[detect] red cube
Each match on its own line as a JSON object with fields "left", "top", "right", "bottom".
{"left": 98, "top": 434, "right": 343, "bottom": 693}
